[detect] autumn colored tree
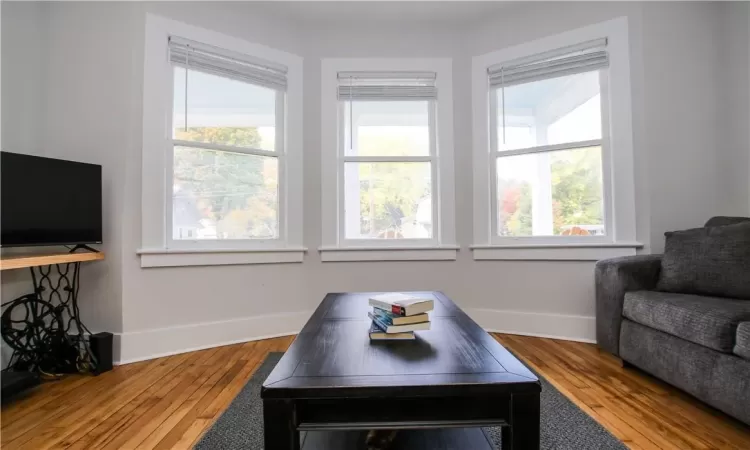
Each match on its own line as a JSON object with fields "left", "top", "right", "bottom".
{"left": 497, "top": 147, "right": 602, "bottom": 236}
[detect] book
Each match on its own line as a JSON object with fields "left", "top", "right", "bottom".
{"left": 371, "top": 308, "right": 429, "bottom": 326}
{"left": 368, "top": 312, "right": 431, "bottom": 333}
{"left": 369, "top": 293, "right": 434, "bottom": 317}
{"left": 368, "top": 323, "right": 415, "bottom": 341}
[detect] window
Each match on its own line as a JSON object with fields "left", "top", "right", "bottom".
{"left": 321, "top": 60, "right": 456, "bottom": 261}
{"left": 340, "top": 73, "right": 437, "bottom": 242}
{"left": 490, "top": 41, "right": 608, "bottom": 240}
{"left": 169, "top": 38, "right": 286, "bottom": 245}
{"left": 140, "top": 15, "right": 303, "bottom": 267}
{"left": 472, "top": 18, "right": 639, "bottom": 260}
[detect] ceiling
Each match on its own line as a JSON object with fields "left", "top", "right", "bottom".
{"left": 250, "top": 1, "right": 517, "bottom": 26}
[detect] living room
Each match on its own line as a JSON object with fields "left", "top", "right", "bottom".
{"left": 1, "top": 1, "right": 749, "bottom": 449}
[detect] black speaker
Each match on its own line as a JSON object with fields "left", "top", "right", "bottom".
{"left": 89, "top": 332, "right": 113, "bottom": 375}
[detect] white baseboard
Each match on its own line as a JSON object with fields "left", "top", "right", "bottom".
{"left": 464, "top": 308, "right": 597, "bottom": 343}
{"left": 114, "top": 308, "right": 595, "bottom": 364}
{"left": 114, "top": 310, "right": 312, "bottom": 365}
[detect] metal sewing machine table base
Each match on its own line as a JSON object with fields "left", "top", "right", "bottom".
{"left": 0, "top": 250, "right": 106, "bottom": 399}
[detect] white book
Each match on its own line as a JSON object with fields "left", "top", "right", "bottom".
{"left": 369, "top": 323, "right": 415, "bottom": 341}
{"left": 369, "top": 293, "right": 434, "bottom": 317}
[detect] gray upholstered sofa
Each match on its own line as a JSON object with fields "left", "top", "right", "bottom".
{"left": 595, "top": 217, "right": 750, "bottom": 425}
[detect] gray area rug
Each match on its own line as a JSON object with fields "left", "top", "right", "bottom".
{"left": 195, "top": 352, "right": 626, "bottom": 449}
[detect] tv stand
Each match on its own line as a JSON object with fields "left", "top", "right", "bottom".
{"left": 68, "top": 244, "right": 100, "bottom": 253}
{"left": 0, "top": 251, "right": 107, "bottom": 400}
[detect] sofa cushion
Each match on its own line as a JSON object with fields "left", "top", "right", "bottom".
{"left": 620, "top": 320, "right": 750, "bottom": 425}
{"left": 704, "top": 216, "right": 750, "bottom": 227}
{"left": 657, "top": 222, "right": 750, "bottom": 299}
{"left": 736, "top": 322, "right": 750, "bottom": 360}
{"left": 623, "top": 291, "right": 750, "bottom": 353}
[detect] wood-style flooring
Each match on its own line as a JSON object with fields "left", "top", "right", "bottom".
{"left": 1, "top": 334, "right": 749, "bottom": 449}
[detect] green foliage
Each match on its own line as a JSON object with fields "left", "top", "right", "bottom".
{"left": 173, "top": 127, "right": 277, "bottom": 238}
{"left": 550, "top": 147, "right": 603, "bottom": 234}
{"left": 354, "top": 131, "right": 431, "bottom": 237}
{"left": 499, "top": 147, "right": 603, "bottom": 236}
{"left": 357, "top": 163, "right": 430, "bottom": 236}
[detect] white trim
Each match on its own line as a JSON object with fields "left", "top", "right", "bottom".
{"left": 342, "top": 155, "right": 433, "bottom": 163}
{"left": 142, "top": 14, "right": 303, "bottom": 252}
{"left": 114, "top": 311, "right": 311, "bottom": 364}
{"left": 471, "top": 242, "right": 640, "bottom": 261}
{"left": 137, "top": 247, "right": 306, "bottom": 267}
{"left": 321, "top": 58, "right": 456, "bottom": 250}
{"left": 465, "top": 308, "right": 597, "bottom": 343}
{"left": 472, "top": 17, "right": 637, "bottom": 249}
{"left": 113, "top": 308, "right": 594, "bottom": 364}
{"left": 172, "top": 139, "right": 278, "bottom": 158}
{"left": 319, "top": 246, "right": 458, "bottom": 262}
{"left": 495, "top": 139, "right": 602, "bottom": 158}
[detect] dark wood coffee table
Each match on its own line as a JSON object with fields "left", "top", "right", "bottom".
{"left": 261, "top": 292, "right": 541, "bottom": 449}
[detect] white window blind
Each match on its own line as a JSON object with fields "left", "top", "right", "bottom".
{"left": 337, "top": 71, "right": 437, "bottom": 101}
{"left": 488, "top": 38, "right": 608, "bottom": 88}
{"left": 169, "top": 36, "right": 288, "bottom": 91}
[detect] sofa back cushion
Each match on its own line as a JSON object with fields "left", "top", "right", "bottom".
{"left": 704, "top": 216, "right": 750, "bottom": 227}
{"left": 657, "top": 222, "right": 750, "bottom": 299}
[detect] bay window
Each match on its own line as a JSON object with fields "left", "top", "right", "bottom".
{"left": 321, "top": 60, "right": 456, "bottom": 261}
{"left": 490, "top": 41, "right": 608, "bottom": 240}
{"left": 140, "top": 15, "right": 304, "bottom": 267}
{"left": 472, "top": 18, "right": 639, "bottom": 260}
{"left": 169, "top": 37, "right": 286, "bottom": 245}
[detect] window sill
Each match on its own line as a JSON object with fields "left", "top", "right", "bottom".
{"left": 318, "top": 246, "right": 459, "bottom": 262}
{"left": 137, "top": 247, "right": 307, "bottom": 268}
{"left": 470, "top": 242, "right": 643, "bottom": 261}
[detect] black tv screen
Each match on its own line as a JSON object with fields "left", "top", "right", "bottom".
{"left": 1, "top": 152, "right": 102, "bottom": 247}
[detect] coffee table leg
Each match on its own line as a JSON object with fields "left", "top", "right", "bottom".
{"left": 504, "top": 392, "right": 540, "bottom": 450}
{"left": 263, "top": 399, "right": 300, "bottom": 450}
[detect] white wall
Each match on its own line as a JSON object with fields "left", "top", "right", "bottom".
{"left": 1, "top": 2, "right": 46, "bottom": 300}
{"left": 1, "top": 2, "right": 46, "bottom": 156}
{"left": 641, "top": 2, "right": 726, "bottom": 250}
{"left": 2, "top": 1, "right": 748, "bottom": 363}
{"left": 0, "top": 1, "right": 50, "bottom": 366}
{"left": 716, "top": 1, "right": 750, "bottom": 216}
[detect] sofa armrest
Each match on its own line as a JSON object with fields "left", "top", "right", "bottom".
{"left": 595, "top": 254, "right": 662, "bottom": 356}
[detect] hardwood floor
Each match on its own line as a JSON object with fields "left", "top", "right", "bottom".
{"left": 2, "top": 334, "right": 749, "bottom": 449}
{"left": 495, "top": 334, "right": 750, "bottom": 450}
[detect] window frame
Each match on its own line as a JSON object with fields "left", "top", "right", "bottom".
{"left": 166, "top": 83, "right": 286, "bottom": 250}
{"left": 140, "top": 14, "right": 304, "bottom": 267}
{"left": 488, "top": 69, "right": 612, "bottom": 246}
{"left": 337, "top": 99, "right": 439, "bottom": 247}
{"left": 320, "top": 59, "right": 456, "bottom": 260}
{"left": 471, "top": 17, "right": 640, "bottom": 260}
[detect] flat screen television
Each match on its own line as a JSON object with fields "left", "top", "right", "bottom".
{"left": 1, "top": 151, "right": 102, "bottom": 247}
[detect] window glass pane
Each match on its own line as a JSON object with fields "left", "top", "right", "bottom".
{"left": 173, "top": 146, "right": 278, "bottom": 240}
{"left": 343, "top": 101, "right": 429, "bottom": 156}
{"left": 495, "top": 71, "right": 601, "bottom": 151}
{"left": 344, "top": 162, "right": 432, "bottom": 239}
{"left": 496, "top": 146, "right": 603, "bottom": 237}
{"left": 173, "top": 67, "right": 276, "bottom": 151}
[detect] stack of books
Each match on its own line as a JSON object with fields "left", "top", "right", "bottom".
{"left": 367, "top": 293, "right": 433, "bottom": 341}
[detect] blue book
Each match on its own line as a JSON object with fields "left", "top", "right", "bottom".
{"left": 371, "top": 309, "right": 429, "bottom": 326}
{"left": 368, "top": 311, "right": 431, "bottom": 334}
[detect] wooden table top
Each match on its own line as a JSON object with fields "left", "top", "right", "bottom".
{"left": 262, "top": 291, "right": 539, "bottom": 399}
{"left": 0, "top": 251, "right": 105, "bottom": 270}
